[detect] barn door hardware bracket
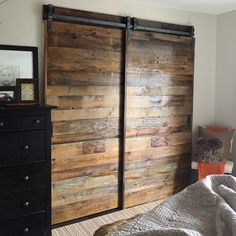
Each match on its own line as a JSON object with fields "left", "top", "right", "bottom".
{"left": 126, "top": 16, "right": 131, "bottom": 40}
{"left": 190, "top": 27, "right": 195, "bottom": 37}
{"left": 133, "top": 17, "right": 138, "bottom": 30}
{"left": 43, "top": 4, "right": 54, "bottom": 32}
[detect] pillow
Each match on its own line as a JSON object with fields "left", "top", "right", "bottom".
{"left": 205, "top": 125, "right": 235, "bottom": 153}
{"left": 199, "top": 126, "right": 235, "bottom": 160}
{"left": 193, "top": 137, "right": 224, "bottom": 163}
{"left": 198, "top": 162, "right": 225, "bottom": 180}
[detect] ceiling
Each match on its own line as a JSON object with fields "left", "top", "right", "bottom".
{"left": 134, "top": 0, "right": 236, "bottom": 14}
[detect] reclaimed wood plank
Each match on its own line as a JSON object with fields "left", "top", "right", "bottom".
{"left": 48, "top": 21, "right": 124, "bottom": 52}
{"left": 126, "top": 144, "right": 191, "bottom": 162}
{"left": 52, "top": 162, "right": 118, "bottom": 182}
{"left": 52, "top": 174, "right": 117, "bottom": 195}
{"left": 127, "top": 73, "right": 193, "bottom": 87}
{"left": 52, "top": 118, "right": 120, "bottom": 143}
{"left": 47, "top": 85, "right": 120, "bottom": 96}
{"left": 150, "top": 131, "right": 192, "bottom": 147}
{"left": 52, "top": 151, "right": 119, "bottom": 172}
{"left": 48, "top": 56, "right": 122, "bottom": 72}
{"left": 127, "top": 95, "right": 191, "bottom": 108}
{"left": 47, "top": 71, "right": 123, "bottom": 86}
{"left": 52, "top": 107, "right": 119, "bottom": 121}
{"left": 52, "top": 192, "right": 118, "bottom": 224}
{"left": 47, "top": 95, "right": 120, "bottom": 109}
{"left": 52, "top": 185, "right": 118, "bottom": 208}
{"left": 125, "top": 154, "right": 191, "bottom": 171}
{"left": 127, "top": 86, "right": 193, "bottom": 96}
{"left": 126, "top": 105, "right": 192, "bottom": 118}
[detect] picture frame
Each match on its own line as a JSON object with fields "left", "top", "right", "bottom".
{"left": 0, "top": 45, "right": 38, "bottom": 87}
{"left": 0, "top": 86, "right": 17, "bottom": 105}
{"left": 16, "top": 79, "right": 39, "bottom": 104}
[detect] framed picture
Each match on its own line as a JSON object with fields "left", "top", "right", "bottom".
{"left": 16, "top": 79, "right": 39, "bottom": 103}
{"left": 0, "top": 45, "right": 38, "bottom": 87}
{"left": 0, "top": 86, "right": 17, "bottom": 104}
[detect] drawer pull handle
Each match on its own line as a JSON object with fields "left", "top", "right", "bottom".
{"left": 0, "top": 122, "right": 4, "bottom": 127}
{"left": 24, "top": 145, "right": 29, "bottom": 150}
{"left": 24, "top": 176, "right": 30, "bottom": 181}
{"left": 35, "top": 119, "right": 40, "bottom": 124}
{"left": 24, "top": 201, "right": 30, "bottom": 207}
{"left": 24, "top": 227, "right": 29, "bottom": 233}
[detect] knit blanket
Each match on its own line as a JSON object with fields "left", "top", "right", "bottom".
{"left": 108, "top": 175, "right": 236, "bottom": 236}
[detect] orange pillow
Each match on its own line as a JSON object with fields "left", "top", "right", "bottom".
{"left": 198, "top": 161, "right": 225, "bottom": 180}
{"left": 206, "top": 125, "right": 231, "bottom": 132}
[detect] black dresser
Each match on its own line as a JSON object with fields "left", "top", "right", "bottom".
{"left": 0, "top": 105, "right": 53, "bottom": 236}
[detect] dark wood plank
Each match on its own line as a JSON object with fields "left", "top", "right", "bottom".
{"left": 48, "top": 95, "right": 119, "bottom": 109}
{"left": 47, "top": 71, "right": 122, "bottom": 86}
{"left": 47, "top": 85, "right": 120, "bottom": 96}
{"left": 124, "top": 29, "right": 193, "bottom": 207}
{"left": 46, "top": 21, "right": 124, "bottom": 223}
{"left": 48, "top": 21, "right": 124, "bottom": 52}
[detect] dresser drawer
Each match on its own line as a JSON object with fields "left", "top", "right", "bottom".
{"left": 0, "top": 188, "right": 46, "bottom": 221}
{"left": 0, "top": 115, "right": 45, "bottom": 131}
{"left": 0, "top": 130, "right": 46, "bottom": 167}
{"left": 0, "top": 213, "right": 46, "bottom": 236}
{"left": 0, "top": 162, "right": 48, "bottom": 193}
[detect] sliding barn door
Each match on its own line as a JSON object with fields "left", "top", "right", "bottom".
{"left": 124, "top": 31, "right": 194, "bottom": 208}
{"left": 45, "top": 21, "right": 124, "bottom": 224}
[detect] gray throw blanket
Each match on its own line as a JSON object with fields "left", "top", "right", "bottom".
{"left": 109, "top": 175, "right": 236, "bottom": 236}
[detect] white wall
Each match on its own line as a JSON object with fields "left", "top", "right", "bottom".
{"left": 216, "top": 10, "right": 236, "bottom": 174}
{"left": 0, "top": 0, "right": 217, "bottom": 131}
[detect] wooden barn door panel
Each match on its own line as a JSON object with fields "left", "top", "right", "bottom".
{"left": 45, "top": 21, "right": 124, "bottom": 224}
{"left": 124, "top": 31, "right": 194, "bottom": 208}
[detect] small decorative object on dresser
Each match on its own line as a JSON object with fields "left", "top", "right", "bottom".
{"left": 0, "top": 105, "right": 54, "bottom": 236}
{"left": 16, "top": 78, "right": 39, "bottom": 104}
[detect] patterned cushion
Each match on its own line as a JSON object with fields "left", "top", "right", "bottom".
{"left": 199, "top": 126, "right": 235, "bottom": 160}
{"left": 194, "top": 137, "right": 224, "bottom": 163}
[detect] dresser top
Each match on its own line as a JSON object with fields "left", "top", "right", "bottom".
{"left": 0, "top": 104, "right": 56, "bottom": 111}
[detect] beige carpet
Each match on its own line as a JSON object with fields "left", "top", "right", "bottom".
{"left": 52, "top": 200, "right": 164, "bottom": 236}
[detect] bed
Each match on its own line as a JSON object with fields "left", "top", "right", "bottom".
{"left": 94, "top": 175, "right": 236, "bottom": 236}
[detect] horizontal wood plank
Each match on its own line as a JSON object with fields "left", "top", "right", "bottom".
{"left": 127, "top": 95, "right": 191, "bottom": 108}
{"left": 47, "top": 71, "right": 123, "bottom": 86}
{"left": 126, "top": 105, "right": 192, "bottom": 118}
{"left": 52, "top": 118, "right": 120, "bottom": 143}
{"left": 127, "top": 73, "right": 193, "bottom": 87}
{"left": 127, "top": 86, "right": 193, "bottom": 96}
{"left": 49, "top": 21, "right": 124, "bottom": 52}
{"left": 52, "top": 185, "right": 118, "bottom": 208}
{"left": 52, "top": 174, "right": 117, "bottom": 195}
{"left": 47, "top": 85, "right": 120, "bottom": 96}
{"left": 52, "top": 162, "right": 118, "bottom": 182}
{"left": 52, "top": 107, "right": 119, "bottom": 121}
{"left": 48, "top": 95, "right": 120, "bottom": 109}
{"left": 52, "top": 193, "right": 118, "bottom": 224}
{"left": 52, "top": 150, "right": 119, "bottom": 172}
{"left": 126, "top": 144, "right": 191, "bottom": 162}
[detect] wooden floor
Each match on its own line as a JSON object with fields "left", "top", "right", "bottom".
{"left": 52, "top": 199, "right": 164, "bottom": 236}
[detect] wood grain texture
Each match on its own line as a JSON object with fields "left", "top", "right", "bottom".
{"left": 46, "top": 21, "right": 124, "bottom": 224}
{"left": 124, "top": 30, "right": 194, "bottom": 207}
{"left": 52, "top": 118, "right": 120, "bottom": 144}
{"left": 45, "top": 14, "right": 194, "bottom": 223}
{"left": 47, "top": 85, "right": 120, "bottom": 96}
